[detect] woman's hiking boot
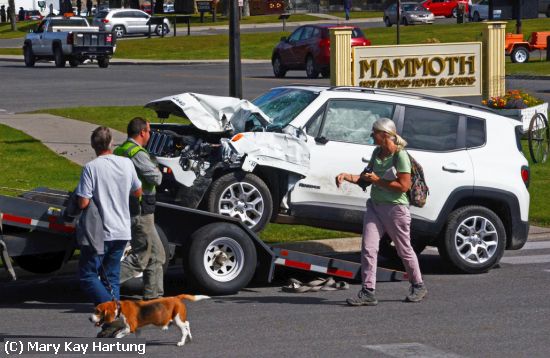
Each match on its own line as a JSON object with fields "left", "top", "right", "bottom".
{"left": 406, "top": 283, "right": 428, "bottom": 302}
{"left": 346, "top": 288, "right": 378, "bottom": 306}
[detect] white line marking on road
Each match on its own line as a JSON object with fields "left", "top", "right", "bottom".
{"left": 363, "top": 343, "right": 465, "bottom": 358}
{"left": 501, "top": 255, "right": 550, "bottom": 265}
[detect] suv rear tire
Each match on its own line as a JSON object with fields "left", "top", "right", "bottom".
{"left": 439, "top": 205, "right": 506, "bottom": 274}
{"left": 305, "top": 55, "right": 319, "bottom": 79}
{"left": 112, "top": 25, "right": 126, "bottom": 38}
{"left": 207, "top": 172, "right": 273, "bottom": 232}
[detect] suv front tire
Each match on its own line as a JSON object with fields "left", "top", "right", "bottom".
{"left": 207, "top": 172, "right": 273, "bottom": 232}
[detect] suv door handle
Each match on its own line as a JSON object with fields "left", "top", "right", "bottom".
{"left": 442, "top": 164, "right": 465, "bottom": 173}
{"left": 362, "top": 156, "right": 370, "bottom": 163}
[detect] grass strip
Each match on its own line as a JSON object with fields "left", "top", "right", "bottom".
{"left": 32, "top": 106, "right": 189, "bottom": 132}
{"left": 0, "top": 124, "right": 82, "bottom": 195}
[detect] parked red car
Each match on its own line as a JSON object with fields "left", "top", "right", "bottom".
{"left": 271, "top": 24, "right": 371, "bottom": 78}
{"left": 141, "top": 3, "right": 152, "bottom": 14}
{"left": 420, "top": 0, "right": 468, "bottom": 18}
{"left": 24, "top": 10, "right": 43, "bottom": 21}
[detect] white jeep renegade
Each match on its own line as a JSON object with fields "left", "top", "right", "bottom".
{"left": 145, "top": 86, "right": 530, "bottom": 274}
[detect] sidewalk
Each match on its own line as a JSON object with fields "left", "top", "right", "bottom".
{"left": 1, "top": 111, "right": 549, "bottom": 252}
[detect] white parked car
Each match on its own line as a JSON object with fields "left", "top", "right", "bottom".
{"left": 92, "top": 8, "right": 170, "bottom": 38}
{"left": 469, "top": 0, "right": 502, "bottom": 21}
{"left": 145, "top": 86, "right": 530, "bottom": 274}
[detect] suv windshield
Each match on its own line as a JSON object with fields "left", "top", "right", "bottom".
{"left": 252, "top": 88, "right": 318, "bottom": 130}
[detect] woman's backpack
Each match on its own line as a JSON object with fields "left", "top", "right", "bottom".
{"left": 394, "top": 151, "right": 429, "bottom": 207}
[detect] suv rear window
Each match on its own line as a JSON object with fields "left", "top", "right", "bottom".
{"left": 402, "top": 106, "right": 460, "bottom": 151}
{"left": 94, "top": 11, "right": 108, "bottom": 19}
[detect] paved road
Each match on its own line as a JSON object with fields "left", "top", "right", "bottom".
{"left": 1, "top": 240, "right": 550, "bottom": 357}
{"left": 0, "top": 61, "right": 548, "bottom": 114}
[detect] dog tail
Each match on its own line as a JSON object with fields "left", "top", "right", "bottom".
{"left": 177, "top": 294, "right": 210, "bottom": 302}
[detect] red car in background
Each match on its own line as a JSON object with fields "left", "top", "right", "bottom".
{"left": 23, "top": 10, "right": 43, "bottom": 21}
{"left": 272, "top": 24, "right": 371, "bottom": 78}
{"left": 421, "top": 0, "right": 468, "bottom": 18}
{"left": 141, "top": 3, "right": 152, "bottom": 14}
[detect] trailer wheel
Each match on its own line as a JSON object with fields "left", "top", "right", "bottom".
{"left": 13, "top": 250, "right": 73, "bottom": 274}
{"left": 184, "top": 222, "right": 257, "bottom": 295}
{"left": 510, "top": 47, "right": 529, "bottom": 63}
{"left": 69, "top": 58, "right": 79, "bottom": 67}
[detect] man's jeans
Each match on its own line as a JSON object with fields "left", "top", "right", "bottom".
{"left": 79, "top": 240, "right": 127, "bottom": 305}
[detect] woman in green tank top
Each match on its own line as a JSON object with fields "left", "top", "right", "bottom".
{"left": 335, "top": 118, "right": 427, "bottom": 306}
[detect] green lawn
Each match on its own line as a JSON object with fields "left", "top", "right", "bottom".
{"left": 0, "top": 21, "right": 39, "bottom": 39}
{"left": 33, "top": 106, "right": 189, "bottom": 132}
{"left": 522, "top": 140, "right": 550, "bottom": 227}
{"left": 326, "top": 11, "right": 383, "bottom": 19}
{"left": 0, "top": 125, "right": 82, "bottom": 195}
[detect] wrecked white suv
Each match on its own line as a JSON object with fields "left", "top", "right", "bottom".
{"left": 146, "top": 85, "right": 530, "bottom": 274}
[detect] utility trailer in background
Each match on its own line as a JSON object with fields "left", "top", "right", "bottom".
{"left": 0, "top": 188, "right": 405, "bottom": 295}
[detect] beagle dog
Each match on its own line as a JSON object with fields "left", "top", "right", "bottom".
{"left": 90, "top": 294, "right": 209, "bottom": 346}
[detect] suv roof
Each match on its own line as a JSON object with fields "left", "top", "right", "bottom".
{"left": 281, "top": 85, "right": 496, "bottom": 114}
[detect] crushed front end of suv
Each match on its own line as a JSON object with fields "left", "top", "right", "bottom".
{"left": 145, "top": 88, "right": 316, "bottom": 232}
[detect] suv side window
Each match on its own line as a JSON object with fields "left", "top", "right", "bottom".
{"left": 312, "top": 99, "right": 395, "bottom": 145}
{"left": 112, "top": 12, "right": 127, "bottom": 18}
{"left": 135, "top": 11, "right": 149, "bottom": 19}
{"left": 300, "top": 26, "right": 314, "bottom": 40}
{"left": 466, "top": 117, "right": 486, "bottom": 147}
{"left": 288, "top": 27, "right": 304, "bottom": 42}
{"left": 402, "top": 106, "right": 460, "bottom": 151}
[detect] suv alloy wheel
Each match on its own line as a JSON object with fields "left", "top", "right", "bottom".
{"left": 207, "top": 172, "right": 273, "bottom": 232}
{"left": 439, "top": 206, "right": 506, "bottom": 274}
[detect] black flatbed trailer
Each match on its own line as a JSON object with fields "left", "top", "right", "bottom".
{"left": 0, "top": 188, "right": 405, "bottom": 295}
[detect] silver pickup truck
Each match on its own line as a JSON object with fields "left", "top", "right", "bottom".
{"left": 23, "top": 16, "right": 116, "bottom": 68}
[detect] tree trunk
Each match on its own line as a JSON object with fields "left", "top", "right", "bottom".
{"left": 8, "top": 0, "right": 16, "bottom": 31}
{"left": 243, "top": 0, "right": 250, "bottom": 17}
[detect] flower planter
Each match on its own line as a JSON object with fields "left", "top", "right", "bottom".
{"left": 497, "top": 102, "right": 548, "bottom": 132}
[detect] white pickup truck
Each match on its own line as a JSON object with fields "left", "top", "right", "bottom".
{"left": 23, "top": 16, "right": 115, "bottom": 68}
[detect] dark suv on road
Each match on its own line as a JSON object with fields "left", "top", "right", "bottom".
{"left": 271, "top": 24, "right": 371, "bottom": 79}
